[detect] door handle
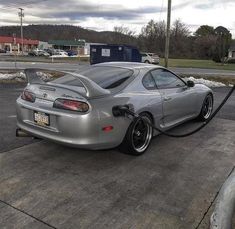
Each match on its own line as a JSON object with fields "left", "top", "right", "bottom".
{"left": 164, "top": 96, "right": 172, "bottom": 101}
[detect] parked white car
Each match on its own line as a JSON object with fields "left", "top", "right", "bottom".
{"left": 141, "top": 52, "right": 160, "bottom": 64}
{"left": 50, "top": 51, "right": 68, "bottom": 58}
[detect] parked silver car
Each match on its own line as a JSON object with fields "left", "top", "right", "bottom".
{"left": 16, "top": 62, "right": 213, "bottom": 155}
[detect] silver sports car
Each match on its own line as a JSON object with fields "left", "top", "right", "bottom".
{"left": 16, "top": 62, "right": 213, "bottom": 155}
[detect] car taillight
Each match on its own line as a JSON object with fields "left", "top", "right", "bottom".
{"left": 53, "top": 99, "right": 89, "bottom": 112}
{"left": 21, "top": 90, "right": 36, "bottom": 103}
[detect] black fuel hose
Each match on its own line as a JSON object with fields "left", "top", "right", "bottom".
{"left": 116, "top": 85, "right": 235, "bottom": 138}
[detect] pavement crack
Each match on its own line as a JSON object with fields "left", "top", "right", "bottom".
{"left": 0, "top": 199, "right": 57, "bottom": 229}
{"left": 195, "top": 166, "right": 235, "bottom": 229}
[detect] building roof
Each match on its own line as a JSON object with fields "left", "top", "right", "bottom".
{"left": 0, "top": 36, "right": 39, "bottom": 45}
{"left": 48, "top": 39, "right": 85, "bottom": 46}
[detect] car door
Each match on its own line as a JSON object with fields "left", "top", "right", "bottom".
{"left": 142, "top": 72, "right": 164, "bottom": 128}
{"left": 150, "top": 69, "right": 197, "bottom": 128}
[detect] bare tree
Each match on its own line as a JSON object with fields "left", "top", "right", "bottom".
{"left": 139, "top": 20, "right": 166, "bottom": 55}
{"left": 113, "top": 26, "right": 136, "bottom": 36}
{"left": 170, "top": 19, "right": 191, "bottom": 58}
{"left": 112, "top": 26, "right": 137, "bottom": 45}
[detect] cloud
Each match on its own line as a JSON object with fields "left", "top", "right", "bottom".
{"left": 194, "top": 0, "right": 235, "bottom": 9}
{"left": 0, "top": 0, "right": 234, "bottom": 38}
{"left": 172, "top": 0, "right": 193, "bottom": 10}
{"left": 39, "top": 8, "right": 150, "bottom": 20}
{"left": 0, "top": 1, "right": 167, "bottom": 22}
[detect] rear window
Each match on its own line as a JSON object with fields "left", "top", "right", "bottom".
{"left": 53, "top": 66, "right": 133, "bottom": 89}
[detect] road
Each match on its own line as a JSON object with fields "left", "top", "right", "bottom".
{"left": 0, "top": 83, "right": 36, "bottom": 153}
{"left": 0, "top": 61, "right": 84, "bottom": 71}
{"left": 0, "top": 61, "right": 235, "bottom": 76}
{"left": 0, "top": 83, "right": 234, "bottom": 228}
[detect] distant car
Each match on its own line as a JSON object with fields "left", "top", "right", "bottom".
{"left": 50, "top": 51, "right": 68, "bottom": 58}
{"left": 28, "top": 49, "right": 49, "bottom": 57}
{"left": 28, "top": 50, "right": 37, "bottom": 56}
{"left": 44, "top": 49, "right": 52, "bottom": 55}
{"left": 66, "top": 50, "right": 78, "bottom": 56}
{"left": 141, "top": 52, "right": 160, "bottom": 64}
{"left": 0, "top": 49, "right": 6, "bottom": 53}
{"left": 37, "top": 50, "right": 50, "bottom": 57}
{"left": 16, "top": 62, "right": 213, "bottom": 155}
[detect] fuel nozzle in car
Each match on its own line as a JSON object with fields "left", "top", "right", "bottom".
{"left": 112, "top": 105, "right": 137, "bottom": 117}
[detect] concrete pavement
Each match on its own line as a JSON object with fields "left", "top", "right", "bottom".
{"left": 0, "top": 118, "right": 234, "bottom": 228}
{"left": 0, "top": 84, "right": 235, "bottom": 228}
{"left": 0, "top": 83, "right": 36, "bottom": 153}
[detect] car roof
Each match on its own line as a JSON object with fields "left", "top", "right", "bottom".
{"left": 94, "top": 62, "right": 163, "bottom": 70}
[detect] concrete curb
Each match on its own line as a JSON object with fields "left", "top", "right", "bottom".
{"left": 210, "top": 168, "right": 235, "bottom": 229}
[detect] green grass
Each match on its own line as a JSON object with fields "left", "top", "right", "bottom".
{"left": 160, "top": 58, "right": 235, "bottom": 71}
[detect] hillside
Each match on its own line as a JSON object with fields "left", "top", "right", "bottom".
{"left": 0, "top": 24, "right": 137, "bottom": 45}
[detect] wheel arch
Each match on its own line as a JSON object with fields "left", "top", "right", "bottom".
{"left": 208, "top": 92, "right": 214, "bottom": 103}
{"left": 139, "top": 111, "right": 155, "bottom": 125}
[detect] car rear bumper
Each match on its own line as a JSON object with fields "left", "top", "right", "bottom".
{"left": 16, "top": 98, "right": 127, "bottom": 150}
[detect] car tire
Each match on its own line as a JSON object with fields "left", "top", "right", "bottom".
{"left": 197, "top": 93, "right": 213, "bottom": 121}
{"left": 144, "top": 60, "right": 150, "bottom": 64}
{"left": 119, "top": 113, "right": 153, "bottom": 156}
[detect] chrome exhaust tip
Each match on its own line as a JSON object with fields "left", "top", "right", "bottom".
{"left": 16, "top": 128, "right": 31, "bottom": 137}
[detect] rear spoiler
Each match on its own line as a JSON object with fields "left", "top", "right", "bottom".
{"left": 24, "top": 68, "right": 110, "bottom": 98}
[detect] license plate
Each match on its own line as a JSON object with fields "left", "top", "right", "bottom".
{"left": 34, "top": 111, "right": 50, "bottom": 126}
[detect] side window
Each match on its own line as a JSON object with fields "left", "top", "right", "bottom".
{"left": 142, "top": 72, "right": 156, "bottom": 90}
{"left": 151, "top": 69, "right": 185, "bottom": 89}
{"left": 141, "top": 53, "right": 147, "bottom": 57}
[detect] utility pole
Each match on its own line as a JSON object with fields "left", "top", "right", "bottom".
{"left": 164, "top": 0, "right": 172, "bottom": 68}
{"left": 13, "top": 33, "right": 17, "bottom": 68}
{"left": 18, "top": 8, "right": 24, "bottom": 55}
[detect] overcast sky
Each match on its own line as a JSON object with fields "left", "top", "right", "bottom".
{"left": 0, "top": 0, "right": 234, "bottom": 37}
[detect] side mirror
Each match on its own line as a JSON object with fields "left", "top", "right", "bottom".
{"left": 187, "top": 80, "right": 195, "bottom": 87}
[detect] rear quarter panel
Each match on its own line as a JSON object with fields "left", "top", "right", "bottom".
{"left": 92, "top": 70, "right": 164, "bottom": 145}
{"left": 193, "top": 84, "right": 213, "bottom": 116}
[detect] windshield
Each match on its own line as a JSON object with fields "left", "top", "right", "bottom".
{"left": 52, "top": 66, "right": 133, "bottom": 89}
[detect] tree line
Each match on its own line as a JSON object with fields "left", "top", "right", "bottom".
{"left": 115, "top": 20, "right": 233, "bottom": 62}
{"left": 0, "top": 21, "right": 233, "bottom": 61}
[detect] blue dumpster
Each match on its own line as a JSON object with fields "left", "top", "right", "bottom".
{"left": 90, "top": 44, "right": 141, "bottom": 64}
